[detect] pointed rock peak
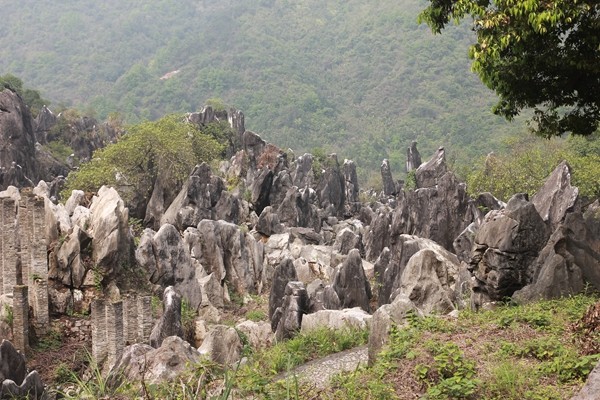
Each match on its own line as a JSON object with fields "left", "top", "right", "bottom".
{"left": 532, "top": 160, "right": 579, "bottom": 229}
{"left": 406, "top": 141, "right": 422, "bottom": 172}
{"left": 415, "top": 147, "right": 447, "bottom": 188}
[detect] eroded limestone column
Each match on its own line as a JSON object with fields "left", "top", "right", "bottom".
{"left": 138, "top": 296, "right": 153, "bottom": 343}
{"left": 21, "top": 194, "right": 49, "bottom": 334}
{"left": 1, "top": 198, "right": 18, "bottom": 295}
{"left": 106, "top": 301, "right": 124, "bottom": 369}
{"left": 13, "top": 285, "right": 29, "bottom": 352}
{"left": 91, "top": 299, "right": 108, "bottom": 363}
{"left": 123, "top": 296, "right": 138, "bottom": 345}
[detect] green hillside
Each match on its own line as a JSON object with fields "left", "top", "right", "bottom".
{"left": 0, "top": 0, "right": 527, "bottom": 178}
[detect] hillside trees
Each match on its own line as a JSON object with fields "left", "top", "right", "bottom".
{"left": 466, "top": 133, "right": 600, "bottom": 201}
{"left": 419, "top": 0, "right": 600, "bottom": 137}
{"left": 0, "top": 73, "right": 49, "bottom": 116}
{"left": 64, "top": 114, "right": 224, "bottom": 205}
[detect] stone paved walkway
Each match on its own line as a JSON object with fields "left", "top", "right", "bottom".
{"left": 276, "top": 345, "right": 368, "bottom": 389}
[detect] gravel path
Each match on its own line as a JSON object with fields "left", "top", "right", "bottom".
{"left": 276, "top": 345, "right": 368, "bottom": 389}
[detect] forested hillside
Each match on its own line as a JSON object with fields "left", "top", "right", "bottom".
{"left": 0, "top": 0, "right": 527, "bottom": 178}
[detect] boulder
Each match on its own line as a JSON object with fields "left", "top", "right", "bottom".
{"left": 393, "top": 249, "right": 459, "bottom": 314}
{"left": 333, "top": 227, "right": 361, "bottom": 255}
{"left": 571, "top": 361, "right": 600, "bottom": 400}
{"left": 1, "top": 370, "right": 45, "bottom": 400}
{"left": 380, "top": 235, "right": 460, "bottom": 307}
{"left": 306, "top": 279, "right": 340, "bottom": 312}
{"left": 256, "top": 206, "right": 284, "bottom": 236}
{"left": 301, "top": 308, "right": 372, "bottom": 333}
{"left": 363, "top": 206, "right": 392, "bottom": 262}
{"left": 88, "top": 186, "right": 133, "bottom": 278}
{"left": 292, "top": 153, "right": 314, "bottom": 188}
{"left": 149, "top": 287, "right": 184, "bottom": 348}
{"left": 109, "top": 337, "right": 201, "bottom": 386}
{"left": 332, "top": 249, "right": 371, "bottom": 312}
{"left": 198, "top": 325, "right": 242, "bottom": 365}
{"left": 235, "top": 320, "right": 273, "bottom": 350}
{"left": 0, "top": 340, "right": 27, "bottom": 386}
{"left": 272, "top": 281, "right": 309, "bottom": 341}
{"left": 368, "top": 296, "right": 420, "bottom": 365}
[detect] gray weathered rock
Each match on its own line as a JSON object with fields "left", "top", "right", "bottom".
{"left": 343, "top": 159, "right": 360, "bottom": 213}
{"left": 0, "top": 340, "right": 27, "bottom": 387}
{"left": 364, "top": 206, "right": 392, "bottom": 262}
{"left": 269, "top": 257, "right": 298, "bottom": 320}
{"left": 513, "top": 213, "right": 600, "bottom": 303}
{"left": 532, "top": 160, "right": 579, "bottom": 231}
{"left": 406, "top": 141, "right": 422, "bottom": 172}
{"left": 571, "top": 361, "right": 600, "bottom": 400}
{"left": 273, "top": 281, "right": 309, "bottom": 341}
{"left": 88, "top": 186, "right": 133, "bottom": 278}
{"left": 256, "top": 206, "right": 284, "bottom": 236}
{"left": 149, "top": 287, "right": 184, "bottom": 348}
{"left": 292, "top": 154, "right": 314, "bottom": 188}
{"left": 109, "top": 337, "right": 200, "bottom": 387}
{"left": 332, "top": 249, "right": 371, "bottom": 312}
{"left": 394, "top": 249, "right": 459, "bottom": 314}
{"left": 235, "top": 320, "right": 273, "bottom": 350}
{"left": 160, "top": 163, "right": 226, "bottom": 230}
{"left": 368, "top": 296, "right": 420, "bottom": 365}
{"left": 198, "top": 325, "right": 242, "bottom": 365}
{"left": 301, "top": 308, "right": 372, "bottom": 333}
{"left": 306, "top": 279, "right": 341, "bottom": 312}
{"left": 316, "top": 154, "right": 346, "bottom": 218}
{"left": 415, "top": 147, "right": 446, "bottom": 188}
{"left": 1, "top": 370, "right": 45, "bottom": 400}
{"left": 333, "top": 228, "right": 361, "bottom": 255}
{"left": 381, "top": 159, "right": 396, "bottom": 196}
{"left": 469, "top": 193, "right": 550, "bottom": 303}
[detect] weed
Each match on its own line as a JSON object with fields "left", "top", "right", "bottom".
{"left": 245, "top": 309, "right": 266, "bottom": 322}
{"left": 2, "top": 304, "right": 13, "bottom": 327}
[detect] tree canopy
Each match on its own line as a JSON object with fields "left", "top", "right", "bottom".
{"left": 64, "top": 114, "right": 224, "bottom": 202}
{"left": 419, "top": 0, "right": 600, "bottom": 137}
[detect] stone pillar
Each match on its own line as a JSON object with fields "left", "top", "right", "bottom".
{"left": 106, "top": 301, "right": 124, "bottom": 369}
{"left": 138, "top": 296, "right": 153, "bottom": 343}
{"left": 123, "top": 296, "right": 138, "bottom": 345}
{"left": 21, "top": 194, "right": 49, "bottom": 334}
{"left": 1, "top": 198, "right": 18, "bottom": 296}
{"left": 91, "top": 299, "right": 108, "bottom": 363}
{"left": 13, "top": 285, "right": 29, "bottom": 352}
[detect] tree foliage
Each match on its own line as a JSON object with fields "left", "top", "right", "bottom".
{"left": 466, "top": 133, "right": 600, "bottom": 201}
{"left": 64, "top": 114, "right": 224, "bottom": 201}
{"left": 419, "top": 0, "right": 600, "bottom": 137}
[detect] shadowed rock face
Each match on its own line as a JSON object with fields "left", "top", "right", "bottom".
{"left": 0, "top": 340, "right": 45, "bottom": 399}
{"left": 470, "top": 194, "right": 550, "bottom": 303}
{"left": 269, "top": 257, "right": 298, "bottom": 321}
{"left": 149, "top": 287, "right": 184, "bottom": 348}
{"left": 0, "top": 89, "right": 38, "bottom": 189}
{"left": 272, "top": 281, "right": 309, "bottom": 341}
{"left": 332, "top": 249, "right": 371, "bottom": 312}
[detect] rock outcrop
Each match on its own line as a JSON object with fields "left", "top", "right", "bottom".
{"left": 149, "top": 287, "right": 184, "bottom": 348}
{"left": 332, "top": 249, "right": 371, "bottom": 312}
{"left": 0, "top": 340, "right": 45, "bottom": 399}
{"left": 272, "top": 281, "right": 309, "bottom": 341}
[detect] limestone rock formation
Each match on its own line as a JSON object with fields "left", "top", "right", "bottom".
{"left": 470, "top": 193, "right": 550, "bottom": 304}
{"left": 0, "top": 340, "right": 45, "bottom": 400}
{"left": 109, "top": 337, "right": 201, "bottom": 387}
{"left": 394, "top": 248, "right": 459, "bottom": 314}
{"left": 256, "top": 206, "right": 284, "bottom": 236}
{"left": 380, "top": 235, "right": 460, "bottom": 307}
{"left": 301, "top": 307, "right": 372, "bottom": 333}
{"left": 513, "top": 213, "right": 600, "bottom": 303}
{"left": 368, "top": 296, "right": 420, "bottom": 365}
{"left": 88, "top": 186, "right": 133, "bottom": 278}
{"left": 235, "top": 320, "right": 273, "bottom": 349}
{"left": 381, "top": 159, "right": 396, "bottom": 196}
{"left": 160, "top": 163, "right": 227, "bottom": 230}
{"left": 268, "top": 257, "right": 298, "bottom": 320}
{"left": 531, "top": 160, "right": 579, "bottom": 231}
{"left": 343, "top": 159, "right": 360, "bottom": 213}
{"left": 332, "top": 249, "right": 371, "bottom": 312}
{"left": 149, "top": 287, "right": 184, "bottom": 348}
{"left": 198, "top": 325, "right": 242, "bottom": 365}
{"left": 406, "top": 141, "right": 422, "bottom": 172}
{"left": 0, "top": 89, "right": 38, "bottom": 189}
{"left": 306, "top": 279, "right": 340, "bottom": 312}
{"left": 272, "top": 281, "right": 309, "bottom": 341}
{"left": 315, "top": 154, "right": 346, "bottom": 218}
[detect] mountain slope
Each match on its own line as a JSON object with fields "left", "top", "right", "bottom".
{"left": 0, "top": 0, "right": 527, "bottom": 177}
